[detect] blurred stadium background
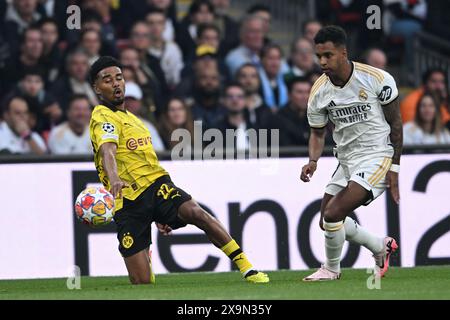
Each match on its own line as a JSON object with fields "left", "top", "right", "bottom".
{"left": 0, "top": 0, "right": 448, "bottom": 282}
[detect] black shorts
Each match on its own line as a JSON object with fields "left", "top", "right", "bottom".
{"left": 114, "top": 175, "right": 192, "bottom": 258}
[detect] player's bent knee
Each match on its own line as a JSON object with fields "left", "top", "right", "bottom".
{"left": 319, "top": 217, "right": 325, "bottom": 231}
{"left": 323, "top": 205, "right": 343, "bottom": 223}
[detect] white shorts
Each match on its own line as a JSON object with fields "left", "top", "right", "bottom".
{"left": 325, "top": 156, "right": 393, "bottom": 205}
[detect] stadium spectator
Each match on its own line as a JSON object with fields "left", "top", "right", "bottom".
{"left": 403, "top": 92, "right": 450, "bottom": 145}
{"left": 11, "top": 66, "right": 62, "bottom": 135}
{"left": 47, "top": 94, "right": 93, "bottom": 155}
{"left": 176, "top": 51, "right": 222, "bottom": 98}
{"left": 147, "top": 0, "right": 178, "bottom": 41}
{"left": 177, "top": 0, "right": 215, "bottom": 62}
{"left": 120, "top": 48, "right": 157, "bottom": 117}
{"left": 246, "top": 4, "right": 272, "bottom": 45}
{"left": 3, "top": 0, "right": 42, "bottom": 52}
{"left": 50, "top": 49, "right": 99, "bottom": 113}
{"left": 129, "top": 21, "right": 169, "bottom": 112}
{"left": 38, "top": 17, "right": 62, "bottom": 84}
{"left": 363, "top": 48, "right": 387, "bottom": 70}
{"left": 323, "top": 0, "right": 378, "bottom": 56}
{"left": 225, "top": 15, "right": 265, "bottom": 76}
{"left": 0, "top": 96, "right": 47, "bottom": 155}
{"left": 194, "top": 23, "right": 230, "bottom": 78}
{"left": 119, "top": 0, "right": 178, "bottom": 40}
{"left": 79, "top": 0, "right": 118, "bottom": 55}
{"left": 302, "top": 19, "right": 322, "bottom": 44}
{"left": 236, "top": 63, "right": 274, "bottom": 130}
{"left": 146, "top": 8, "right": 184, "bottom": 88}
{"left": 400, "top": 68, "right": 449, "bottom": 124}
{"left": 123, "top": 82, "right": 165, "bottom": 152}
{"left": 211, "top": 0, "right": 239, "bottom": 55}
{"left": 277, "top": 77, "right": 311, "bottom": 146}
{"left": 158, "top": 97, "right": 195, "bottom": 150}
{"left": 36, "top": 0, "right": 69, "bottom": 40}
{"left": 79, "top": 29, "right": 102, "bottom": 66}
{"left": 215, "top": 83, "right": 253, "bottom": 151}
{"left": 66, "top": 9, "right": 117, "bottom": 58}
{"left": 384, "top": 0, "right": 427, "bottom": 76}
{"left": 258, "top": 44, "right": 289, "bottom": 110}
{"left": 285, "top": 37, "right": 320, "bottom": 83}
{"left": 189, "top": 60, "right": 225, "bottom": 129}
{"left": 1, "top": 26, "right": 45, "bottom": 97}
{"left": 197, "top": 23, "right": 220, "bottom": 53}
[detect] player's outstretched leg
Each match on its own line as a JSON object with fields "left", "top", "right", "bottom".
{"left": 177, "top": 200, "right": 269, "bottom": 283}
{"left": 123, "top": 247, "right": 155, "bottom": 285}
{"left": 320, "top": 194, "right": 398, "bottom": 278}
{"left": 372, "top": 236, "right": 398, "bottom": 277}
{"left": 344, "top": 216, "right": 398, "bottom": 277}
{"left": 304, "top": 182, "right": 371, "bottom": 281}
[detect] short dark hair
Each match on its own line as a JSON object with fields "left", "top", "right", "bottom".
{"left": 197, "top": 23, "right": 220, "bottom": 39}
{"left": 247, "top": 4, "right": 271, "bottom": 15}
{"left": 146, "top": 7, "right": 166, "bottom": 18}
{"left": 314, "top": 25, "right": 347, "bottom": 47}
{"left": 80, "top": 28, "right": 100, "bottom": 41}
{"left": 188, "top": 0, "right": 214, "bottom": 17}
{"left": 260, "top": 43, "right": 283, "bottom": 59}
{"left": 302, "top": 19, "right": 322, "bottom": 33}
{"left": 2, "top": 95, "right": 28, "bottom": 114}
{"left": 422, "top": 68, "right": 447, "bottom": 86}
{"left": 89, "top": 56, "right": 122, "bottom": 85}
{"left": 224, "top": 82, "right": 245, "bottom": 94}
{"left": 287, "top": 76, "right": 311, "bottom": 93}
{"left": 38, "top": 17, "right": 58, "bottom": 29}
{"left": 20, "top": 25, "right": 41, "bottom": 45}
{"left": 82, "top": 9, "right": 102, "bottom": 25}
{"left": 236, "top": 62, "right": 258, "bottom": 76}
{"left": 21, "top": 65, "right": 45, "bottom": 80}
{"left": 68, "top": 94, "right": 90, "bottom": 108}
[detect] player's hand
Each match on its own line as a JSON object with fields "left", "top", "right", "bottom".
{"left": 156, "top": 223, "right": 172, "bottom": 235}
{"left": 385, "top": 170, "right": 400, "bottom": 204}
{"left": 13, "top": 118, "right": 30, "bottom": 136}
{"left": 300, "top": 161, "right": 317, "bottom": 182}
{"left": 110, "top": 179, "right": 129, "bottom": 199}
{"left": 44, "top": 103, "right": 62, "bottom": 122}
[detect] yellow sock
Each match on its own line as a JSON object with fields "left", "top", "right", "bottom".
{"left": 221, "top": 239, "right": 253, "bottom": 274}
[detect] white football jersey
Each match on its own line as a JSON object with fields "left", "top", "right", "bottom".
{"left": 307, "top": 61, "right": 398, "bottom": 161}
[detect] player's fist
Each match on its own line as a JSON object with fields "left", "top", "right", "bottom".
{"left": 110, "top": 179, "right": 129, "bottom": 199}
{"left": 385, "top": 171, "right": 400, "bottom": 204}
{"left": 300, "top": 161, "right": 317, "bottom": 182}
{"left": 156, "top": 223, "right": 172, "bottom": 235}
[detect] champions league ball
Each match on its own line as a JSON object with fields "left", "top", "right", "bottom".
{"left": 75, "top": 186, "right": 115, "bottom": 227}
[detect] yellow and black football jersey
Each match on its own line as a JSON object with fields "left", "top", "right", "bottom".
{"left": 89, "top": 104, "right": 168, "bottom": 210}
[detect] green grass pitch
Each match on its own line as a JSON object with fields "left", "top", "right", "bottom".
{"left": 0, "top": 266, "right": 449, "bottom": 300}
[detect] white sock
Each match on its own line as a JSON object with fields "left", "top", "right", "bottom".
{"left": 323, "top": 220, "right": 345, "bottom": 273}
{"left": 344, "top": 216, "right": 384, "bottom": 254}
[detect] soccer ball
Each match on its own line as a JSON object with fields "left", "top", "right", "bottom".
{"left": 75, "top": 186, "right": 115, "bottom": 227}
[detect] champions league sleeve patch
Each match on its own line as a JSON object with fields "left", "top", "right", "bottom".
{"left": 102, "top": 122, "right": 115, "bottom": 133}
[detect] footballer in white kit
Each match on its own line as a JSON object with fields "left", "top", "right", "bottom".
{"left": 309, "top": 61, "right": 397, "bottom": 204}
{"left": 300, "top": 26, "right": 403, "bottom": 281}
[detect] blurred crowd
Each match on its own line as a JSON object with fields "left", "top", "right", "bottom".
{"left": 0, "top": 0, "right": 449, "bottom": 156}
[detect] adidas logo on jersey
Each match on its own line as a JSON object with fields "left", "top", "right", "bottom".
{"left": 356, "top": 172, "right": 365, "bottom": 179}
{"left": 326, "top": 100, "right": 337, "bottom": 108}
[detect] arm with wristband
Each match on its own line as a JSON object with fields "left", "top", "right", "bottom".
{"left": 300, "top": 127, "right": 326, "bottom": 182}
{"left": 382, "top": 97, "right": 403, "bottom": 204}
